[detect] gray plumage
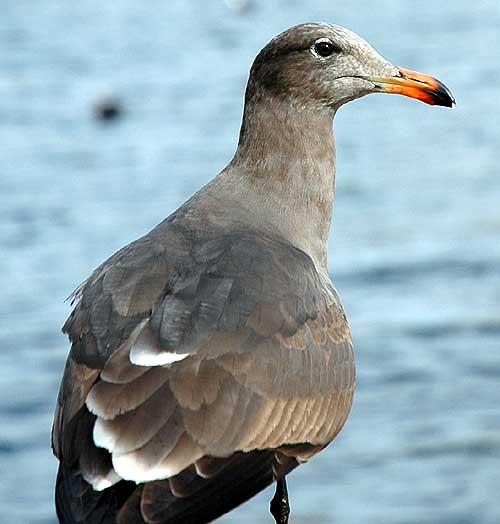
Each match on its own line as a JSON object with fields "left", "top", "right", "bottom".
{"left": 52, "top": 21, "right": 454, "bottom": 524}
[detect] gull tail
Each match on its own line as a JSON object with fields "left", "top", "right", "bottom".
{"left": 55, "top": 451, "right": 299, "bottom": 524}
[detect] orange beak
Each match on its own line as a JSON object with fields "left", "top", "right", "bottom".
{"left": 369, "top": 67, "right": 455, "bottom": 107}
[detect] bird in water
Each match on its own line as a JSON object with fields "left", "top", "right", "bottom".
{"left": 52, "top": 22, "right": 454, "bottom": 524}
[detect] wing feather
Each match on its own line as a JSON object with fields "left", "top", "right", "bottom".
{"left": 54, "top": 226, "right": 355, "bottom": 523}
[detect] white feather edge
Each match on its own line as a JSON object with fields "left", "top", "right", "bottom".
{"left": 129, "top": 348, "right": 190, "bottom": 366}
{"left": 99, "top": 319, "right": 150, "bottom": 382}
{"left": 82, "top": 467, "right": 122, "bottom": 492}
{"left": 111, "top": 434, "right": 204, "bottom": 483}
{"left": 93, "top": 417, "right": 117, "bottom": 452}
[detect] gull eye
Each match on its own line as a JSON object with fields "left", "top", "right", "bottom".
{"left": 312, "top": 38, "right": 340, "bottom": 58}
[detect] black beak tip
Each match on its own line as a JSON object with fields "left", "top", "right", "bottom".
{"left": 433, "top": 81, "right": 456, "bottom": 108}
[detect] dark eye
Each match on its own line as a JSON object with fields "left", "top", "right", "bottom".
{"left": 312, "top": 39, "right": 340, "bottom": 58}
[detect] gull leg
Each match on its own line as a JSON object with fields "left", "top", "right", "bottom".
{"left": 270, "top": 477, "right": 290, "bottom": 524}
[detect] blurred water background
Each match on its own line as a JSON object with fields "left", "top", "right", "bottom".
{"left": 1, "top": 1, "right": 499, "bottom": 523}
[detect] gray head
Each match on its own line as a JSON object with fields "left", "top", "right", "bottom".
{"left": 246, "top": 22, "right": 455, "bottom": 111}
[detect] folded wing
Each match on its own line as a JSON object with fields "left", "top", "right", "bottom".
{"left": 52, "top": 224, "right": 354, "bottom": 524}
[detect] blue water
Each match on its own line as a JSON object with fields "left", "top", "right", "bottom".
{"left": 1, "top": 1, "right": 499, "bottom": 523}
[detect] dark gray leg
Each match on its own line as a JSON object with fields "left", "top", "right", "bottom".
{"left": 270, "top": 477, "right": 290, "bottom": 524}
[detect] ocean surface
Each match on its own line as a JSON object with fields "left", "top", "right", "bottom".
{"left": 0, "top": 1, "right": 499, "bottom": 523}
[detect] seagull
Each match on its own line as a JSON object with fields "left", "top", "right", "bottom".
{"left": 52, "top": 22, "right": 454, "bottom": 524}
